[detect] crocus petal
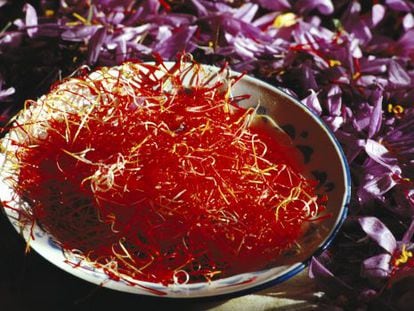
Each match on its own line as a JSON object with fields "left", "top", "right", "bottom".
{"left": 372, "top": 4, "right": 386, "bottom": 27}
{"left": 322, "top": 116, "right": 344, "bottom": 132}
{"left": 191, "top": 0, "right": 208, "bottom": 17}
{"left": 353, "top": 103, "right": 374, "bottom": 132}
{"left": 359, "top": 57, "right": 388, "bottom": 74}
{"left": 153, "top": 25, "right": 197, "bottom": 59}
{"left": 115, "top": 37, "right": 127, "bottom": 63}
{"left": 362, "top": 253, "right": 392, "bottom": 279}
{"left": 61, "top": 26, "right": 99, "bottom": 42}
{"left": 385, "top": 0, "right": 413, "bottom": 12}
{"left": 388, "top": 60, "right": 411, "bottom": 88}
{"left": 359, "top": 217, "right": 397, "bottom": 253}
{"left": 0, "top": 86, "right": 15, "bottom": 101}
{"left": 87, "top": 27, "right": 107, "bottom": 65}
{"left": 295, "top": 0, "right": 334, "bottom": 15}
{"left": 403, "top": 13, "right": 414, "bottom": 30}
{"left": 309, "top": 257, "right": 353, "bottom": 297}
{"left": 233, "top": 3, "right": 258, "bottom": 23}
{"left": 24, "top": 3, "right": 38, "bottom": 37}
{"left": 402, "top": 219, "right": 414, "bottom": 244}
{"left": 302, "top": 89, "right": 322, "bottom": 115}
{"left": 365, "top": 139, "right": 399, "bottom": 171}
{"left": 368, "top": 89, "right": 383, "bottom": 138}
{"left": 359, "top": 172, "right": 397, "bottom": 199}
{"left": 256, "top": 0, "right": 291, "bottom": 11}
{"left": 396, "top": 29, "right": 414, "bottom": 58}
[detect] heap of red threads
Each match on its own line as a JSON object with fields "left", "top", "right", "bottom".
{"left": 10, "top": 58, "right": 327, "bottom": 285}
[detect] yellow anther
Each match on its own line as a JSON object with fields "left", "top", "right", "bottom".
{"left": 329, "top": 59, "right": 342, "bottom": 67}
{"left": 387, "top": 104, "right": 404, "bottom": 116}
{"left": 72, "top": 12, "right": 89, "bottom": 25}
{"left": 273, "top": 13, "right": 297, "bottom": 29}
{"left": 352, "top": 72, "right": 361, "bottom": 80}
{"left": 45, "top": 9, "right": 55, "bottom": 17}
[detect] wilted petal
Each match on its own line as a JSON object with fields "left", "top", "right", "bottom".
{"left": 359, "top": 217, "right": 397, "bottom": 253}
{"left": 362, "top": 253, "right": 392, "bottom": 279}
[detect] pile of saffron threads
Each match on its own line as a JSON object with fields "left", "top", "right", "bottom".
{"left": 4, "top": 58, "right": 328, "bottom": 285}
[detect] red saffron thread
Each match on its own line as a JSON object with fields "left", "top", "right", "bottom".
{"left": 3, "top": 57, "right": 328, "bottom": 285}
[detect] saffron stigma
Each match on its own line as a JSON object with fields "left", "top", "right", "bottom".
{"left": 2, "top": 56, "right": 328, "bottom": 285}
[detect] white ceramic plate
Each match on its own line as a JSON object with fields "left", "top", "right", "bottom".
{"left": 0, "top": 62, "right": 350, "bottom": 298}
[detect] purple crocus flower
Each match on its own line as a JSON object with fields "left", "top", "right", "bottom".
{"left": 359, "top": 217, "right": 414, "bottom": 283}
